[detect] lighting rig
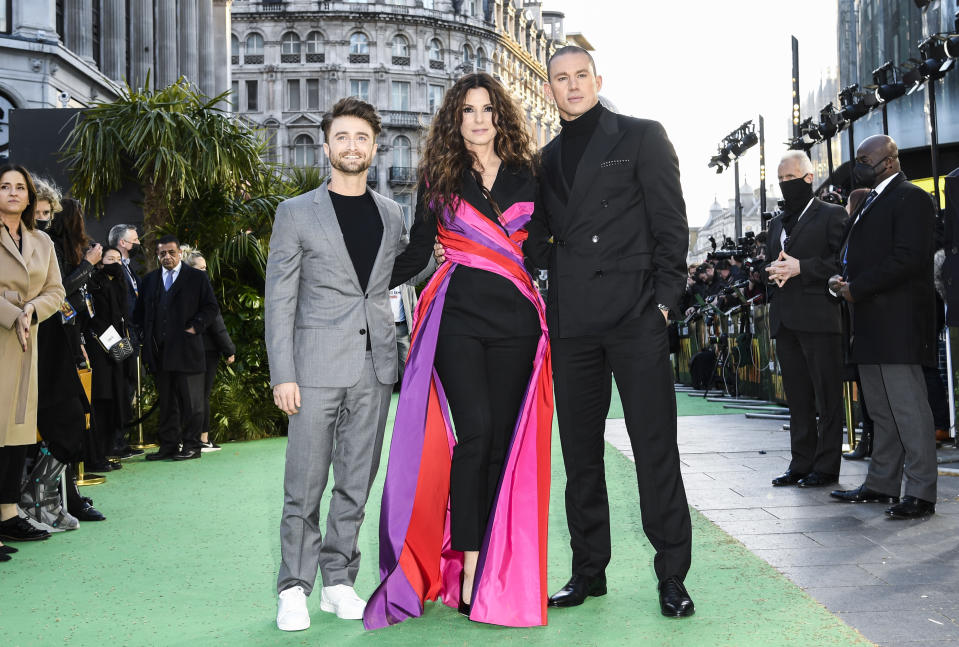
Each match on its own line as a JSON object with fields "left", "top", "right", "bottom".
{"left": 707, "top": 120, "right": 761, "bottom": 238}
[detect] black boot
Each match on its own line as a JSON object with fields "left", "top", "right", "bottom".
{"left": 65, "top": 465, "right": 106, "bottom": 522}
{"left": 843, "top": 426, "right": 873, "bottom": 460}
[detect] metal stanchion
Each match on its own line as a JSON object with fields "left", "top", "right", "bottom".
{"left": 843, "top": 382, "right": 856, "bottom": 450}
{"left": 75, "top": 461, "right": 105, "bottom": 487}
{"left": 76, "top": 367, "right": 105, "bottom": 485}
{"left": 130, "top": 356, "right": 157, "bottom": 450}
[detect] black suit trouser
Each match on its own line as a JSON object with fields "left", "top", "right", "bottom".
{"left": 155, "top": 368, "right": 205, "bottom": 453}
{"left": 775, "top": 325, "right": 844, "bottom": 476}
{"left": 552, "top": 309, "right": 692, "bottom": 583}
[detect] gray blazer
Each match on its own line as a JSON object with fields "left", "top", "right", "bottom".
{"left": 265, "top": 181, "right": 407, "bottom": 388}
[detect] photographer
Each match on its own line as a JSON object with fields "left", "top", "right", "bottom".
{"left": 765, "top": 151, "right": 847, "bottom": 490}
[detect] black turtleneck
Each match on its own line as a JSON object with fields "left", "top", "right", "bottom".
{"left": 560, "top": 101, "right": 605, "bottom": 187}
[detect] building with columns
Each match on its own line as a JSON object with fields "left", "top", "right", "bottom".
{"left": 687, "top": 181, "right": 779, "bottom": 265}
{"left": 0, "top": 1, "right": 233, "bottom": 156}
{"left": 231, "top": 0, "right": 579, "bottom": 225}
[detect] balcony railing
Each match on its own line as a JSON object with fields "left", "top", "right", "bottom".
{"left": 281, "top": 53, "right": 301, "bottom": 63}
{"left": 429, "top": 59, "right": 445, "bottom": 70}
{"left": 381, "top": 110, "right": 429, "bottom": 129}
{"left": 389, "top": 167, "right": 416, "bottom": 185}
{"left": 244, "top": 54, "right": 264, "bottom": 64}
{"left": 367, "top": 167, "right": 377, "bottom": 187}
{"left": 392, "top": 56, "right": 410, "bottom": 66}
{"left": 306, "top": 52, "right": 325, "bottom": 63}
{"left": 349, "top": 53, "right": 370, "bottom": 64}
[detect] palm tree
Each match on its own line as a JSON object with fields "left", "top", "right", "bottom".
{"left": 62, "top": 77, "right": 266, "bottom": 241}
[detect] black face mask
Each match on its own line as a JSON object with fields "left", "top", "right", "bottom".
{"left": 101, "top": 262, "right": 124, "bottom": 278}
{"left": 128, "top": 243, "right": 142, "bottom": 257}
{"left": 852, "top": 157, "right": 888, "bottom": 189}
{"left": 779, "top": 177, "right": 813, "bottom": 214}
{"left": 36, "top": 218, "right": 53, "bottom": 232}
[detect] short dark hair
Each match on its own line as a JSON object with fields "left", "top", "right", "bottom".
{"left": 321, "top": 97, "right": 382, "bottom": 142}
{"left": 547, "top": 45, "right": 597, "bottom": 80}
{"left": 714, "top": 259, "right": 731, "bottom": 271}
{"left": 156, "top": 234, "right": 180, "bottom": 249}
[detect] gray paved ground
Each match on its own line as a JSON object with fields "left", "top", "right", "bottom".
{"left": 605, "top": 409, "right": 959, "bottom": 647}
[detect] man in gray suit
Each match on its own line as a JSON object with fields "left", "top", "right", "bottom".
{"left": 266, "top": 98, "right": 409, "bottom": 630}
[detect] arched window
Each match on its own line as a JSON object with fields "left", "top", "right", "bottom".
{"left": 462, "top": 44, "right": 474, "bottom": 67}
{"left": 350, "top": 33, "right": 369, "bottom": 55}
{"left": 392, "top": 34, "right": 409, "bottom": 58}
{"left": 281, "top": 32, "right": 301, "bottom": 55}
{"left": 392, "top": 135, "right": 411, "bottom": 168}
{"left": 245, "top": 33, "right": 264, "bottom": 55}
{"left": 305, "top": 31, "right": 324, "bottom": 54}
{"left": 293, "top": 134, "right": 315, "bottom": 167}
{"left": 429, "top": 39, "right": 443, "bottom": 62}
{"left": 476, "top": 47, "right": 487, "bottom": 72}
{"left": 231, "top": 34, "right": 239, "bottom": 60}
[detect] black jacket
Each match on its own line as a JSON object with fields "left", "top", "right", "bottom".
{"left": 133, "top": 263, "right": 220, "bottom": 374}
{"left": 203, "top": 311, "right": 236, "bottom": 357}
{"left": 765, "top": 198, "right": 847, "bottom": 336}
{"left": 86, "top": 267, "right": 129, "bottom": 401}
{"left": 526, "top": 108, "right": 688, "bottom": 338}
{"left": 843, "top": 173, "right": 936, "bottom": 366}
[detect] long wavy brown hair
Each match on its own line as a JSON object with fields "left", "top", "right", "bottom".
{"left": 419, "top": 72, "right": 537, "bottom": 221}
{"left": 58, "top": 198, "right": 91, "bottom": 267}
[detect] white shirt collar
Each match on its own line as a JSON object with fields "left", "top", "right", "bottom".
{"left": 163, "top": 262, "right": 182, "bottom": 278}
{"left": 871, "top": 173, "right": 897, "bottom": 197}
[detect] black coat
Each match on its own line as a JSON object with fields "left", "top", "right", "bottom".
{"left": 133, "top": 263, "right": 220, "bottom": 374}
{"left": 526, "top": 107, "right": 688, "bottom": 338}
{"left": 765, "top": 198, "right": 847, "bottom": 336}
{"left": 203, "top": 311, "right": 236, "bottom": 357}
{"left": 86, "top": 268, "right": 129, "bottom": 401}
{"left": 843, "top": 173, "right": 936, "bottom": 366}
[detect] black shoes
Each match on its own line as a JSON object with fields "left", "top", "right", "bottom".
{"left": 771, "top": 470, "right": 807, "bottom": 487}
{"left": 73, "top": 503, "right": 106, "bottom": 522}
{"left": 85, "top": 462, "right": 114, "bottom": 472}
{"left": 659, "top": 576, "right": 695, "bottom": 617}
{"left": 173, "top": 448, "right": 202, "bottom": 461}
{"left": 843, "top": 429, "right": 873, "bottom": 460}
{"left": 797, "top": 472, "right": 839, "bottom": 488}
{"left": 829, "top": 484, "right": 899, "bottom": 504}
{"left": 547, "top": 574, "right": 607, "bottom": 607}
{"left": 0, "top": 544, "right": 18, "bottom": 554}
{"left": 112, "top": 446, "right": 145, "bottom": 459}
{"left": 199, "top": 441, "right": 221, "bottom": 453}
{"left": 885, "top": 496, "right": 935, "bottom": 519}
{"left": 0, "top": 516, "right": 51, "bottom": 541}
{"left": 145, "top": 449, "right": 178, "bottom": 461}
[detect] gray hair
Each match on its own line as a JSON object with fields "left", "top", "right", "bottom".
{"left": 108, "top": 224, "right": 138, "bottom": 247}
{"left": 33, "top": 177, "right": 63, "bottom": 213}
{"left": 779, "top": 150, "right": 814, "bottom": 176}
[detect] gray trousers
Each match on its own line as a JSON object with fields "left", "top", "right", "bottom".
{"left": 277, "top": 352, "right": 392, "bottom": 595}
{"left": 860, "top": 363, "right": 938, "bottom": 502}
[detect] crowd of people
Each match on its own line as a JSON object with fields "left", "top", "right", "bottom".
{"left": 0, "top": 165, "right": 234, "bottom": 563}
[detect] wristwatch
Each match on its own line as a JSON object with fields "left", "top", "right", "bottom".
{"left": 657, "top": 303, "right": 670, "bottom": 313}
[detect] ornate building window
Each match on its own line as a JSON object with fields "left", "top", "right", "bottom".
{"left": 391, "top": 34, "right": 410, "bottom": 65}
{"left": 281, "top": 32, "right": 302, "bottom": 63}
{"left": 391, "top": 81, "right": 410, "bottom": 111}
{"left": 293, "top": 134, "right": 316, "bottom": 167}
{"left": 476, "top": 47, "right": 487, "bottom": 72}
{"left": 244, "top": 33, "right": 264, "bottom": 64}
{"left": 428, "top": 84, "right": 444, "bottom": 114}
{"left": 392, "top": 135, "right": 411, "bottom": 168}
{"left": 245, "top": 79, "right": 258, "bottom": 111}
{"left": 231, "top": 34, "right": 240, "bottom": 65}
{"left": 462, "top": 44, "right": 474, "bottom": 69}
{"left": 350, "top": 79, "right": 370, "bottom": 102}
{"left": 350, "top": 33, "right": 370, "bottom": 63}
{"left": 429, "top": 39, "right": 444, "bottom": 70}
{"left": 306, "top": 79, "right": 319, "bottom": 110}
{"left": 287, "top": 79, "right": 300, "bottom": 111}
{"left": 305, "top": 31, "right": 325, "bottom": 62}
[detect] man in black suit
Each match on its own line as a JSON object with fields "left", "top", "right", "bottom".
{"left": 828, "top": 134, "right": 938, "bottom": 518}
{"left": 134, "top": 235, "right": 220, "bottom": 461}
{"left": 525, "top": 46, "right": 693, "bottom": 617}
{"left": 764, "top": 151, "right": 847, "bottom": 489}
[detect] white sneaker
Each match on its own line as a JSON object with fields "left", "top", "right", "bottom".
{"left": 277, "top": 586, "right": 310, "bottom": 631}
{"left": 320, "top": 584, "right": 367, "bottom": 620}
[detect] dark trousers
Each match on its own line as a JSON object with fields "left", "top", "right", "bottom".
{"left": 552, "top": 310, "right": 692, "bottom": 582}
{"left": 922, "top": 365, "right": 949, "bottom": 431}
{"left": 434, "top": 334, "right": 538, "bottom": 551}
{"left": 155, "top": 369, "right": 205, "bottom": 453}
{"left": 201, "top": 350, "right": 219, "bottom": 437}
{"left": 775, "top": 326, "right": 844, "bottom": 476}
{"left": 0, "top": 444, "right": 29, "bottom": 504}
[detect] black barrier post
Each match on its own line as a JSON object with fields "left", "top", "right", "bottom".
{"left": 759, "top": 115, "right": 767, "bottom": 226}
{"left": 928, "top": 79, "right": 942, "bottom": 210}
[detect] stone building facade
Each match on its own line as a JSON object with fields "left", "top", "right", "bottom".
{"left": 0, "top": 1, "right": 233, "bottom": 156}
{"left": 687, "top": 181, "right": 779, "bottom": 265}
{"left": 230, "top": 0, "right": 574, "bottom": 225}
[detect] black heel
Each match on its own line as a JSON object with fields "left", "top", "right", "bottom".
{"left": 458, "top": 572, "right": 471, "bottom": 617}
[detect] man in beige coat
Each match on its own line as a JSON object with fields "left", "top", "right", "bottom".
{"left": 0, "top": 163, "right": 65, "bottom": 544}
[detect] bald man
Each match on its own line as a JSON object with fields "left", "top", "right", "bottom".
{"left": 828, "top": 134, "right": 938, "bottom": 519}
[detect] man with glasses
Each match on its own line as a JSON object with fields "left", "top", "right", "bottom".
{"left": 133, "top": 235, "right": 220, "bottom": 461}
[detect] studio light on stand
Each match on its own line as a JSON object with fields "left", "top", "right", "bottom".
{"left": 707, "top": 121, "right": 759, "bottom": 239}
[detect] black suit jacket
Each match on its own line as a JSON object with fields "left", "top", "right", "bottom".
{"left": 133, "top": 263, "right": 220, "bottom": 374}
{"left": 843, "top": 173, "right": 936, "bottom": 366}
{"left": 526, "top": 108, "right": 688, "bottom": 338}
{"left": 765, "top": 198, "right": 846, "bottom": 336}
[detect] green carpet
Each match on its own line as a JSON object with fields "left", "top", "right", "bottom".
{"left": 609, "top": 381, "right": 743, "bottom": 419}
{"left": 2, "top": 395, "right": 867, "bottom": 647}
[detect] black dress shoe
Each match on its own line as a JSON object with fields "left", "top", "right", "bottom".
{"left": 0, "top": 516, "right": 51, "bottom": 541}
{"left": 547, "top": 574, "right": 607, "bottom": 607}
{"left": 85, "top": 462, "right": 114, "bottom": 472}
{"left": 458, "top": 572, "right": 471, "bottom": 617}
{"left": 0, "top": 552, "right": 9, "bottom": 562}
{"left": 173, "top": 448, "right": 202, "bottom": 461}
{"left": 659, "top": 576, "right": 695, "bottom": 617}
{"left": 145, "top": 450, "right": 177, "bottom": 462}
{"left": 0, "top": 544, "right": 18, "bottom": 554}
{"left": 829, "top": 484, "right": 899, "bottom": 504}
{"left": 885, "top": 496, "right": 935, "bottom": 519}
{"left": 771, "top": 470, "right": 807, "bottom": 487}
{"left": 73, "top": 504, "right": 106, "bottom": 522}
{"left": 797, "top": 472, "right": 839, "bottom": 488}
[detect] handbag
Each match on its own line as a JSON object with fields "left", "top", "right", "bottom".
{"left": 92, "top": 319, "right": 135, "bottom": 363}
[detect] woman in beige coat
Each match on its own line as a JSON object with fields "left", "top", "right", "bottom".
{"left": 0, "top": 164, "right": 65, "bottom": 549}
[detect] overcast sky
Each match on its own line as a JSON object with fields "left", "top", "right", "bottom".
{"left": 542, "top": 0, "right": 839, "bottom": 227}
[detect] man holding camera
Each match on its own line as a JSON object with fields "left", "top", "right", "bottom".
{"left": 766, "top": 151, "right": 847, "bottom": 488}
{"left": 828, "top": 135, "right": 938, "bottom": 518}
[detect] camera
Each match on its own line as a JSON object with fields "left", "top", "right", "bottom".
{"left": 706, "top": 231, "right": 760, "bottom": 263}
{"left": 57, "top": 91, "right": 71, "bottom": 107}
